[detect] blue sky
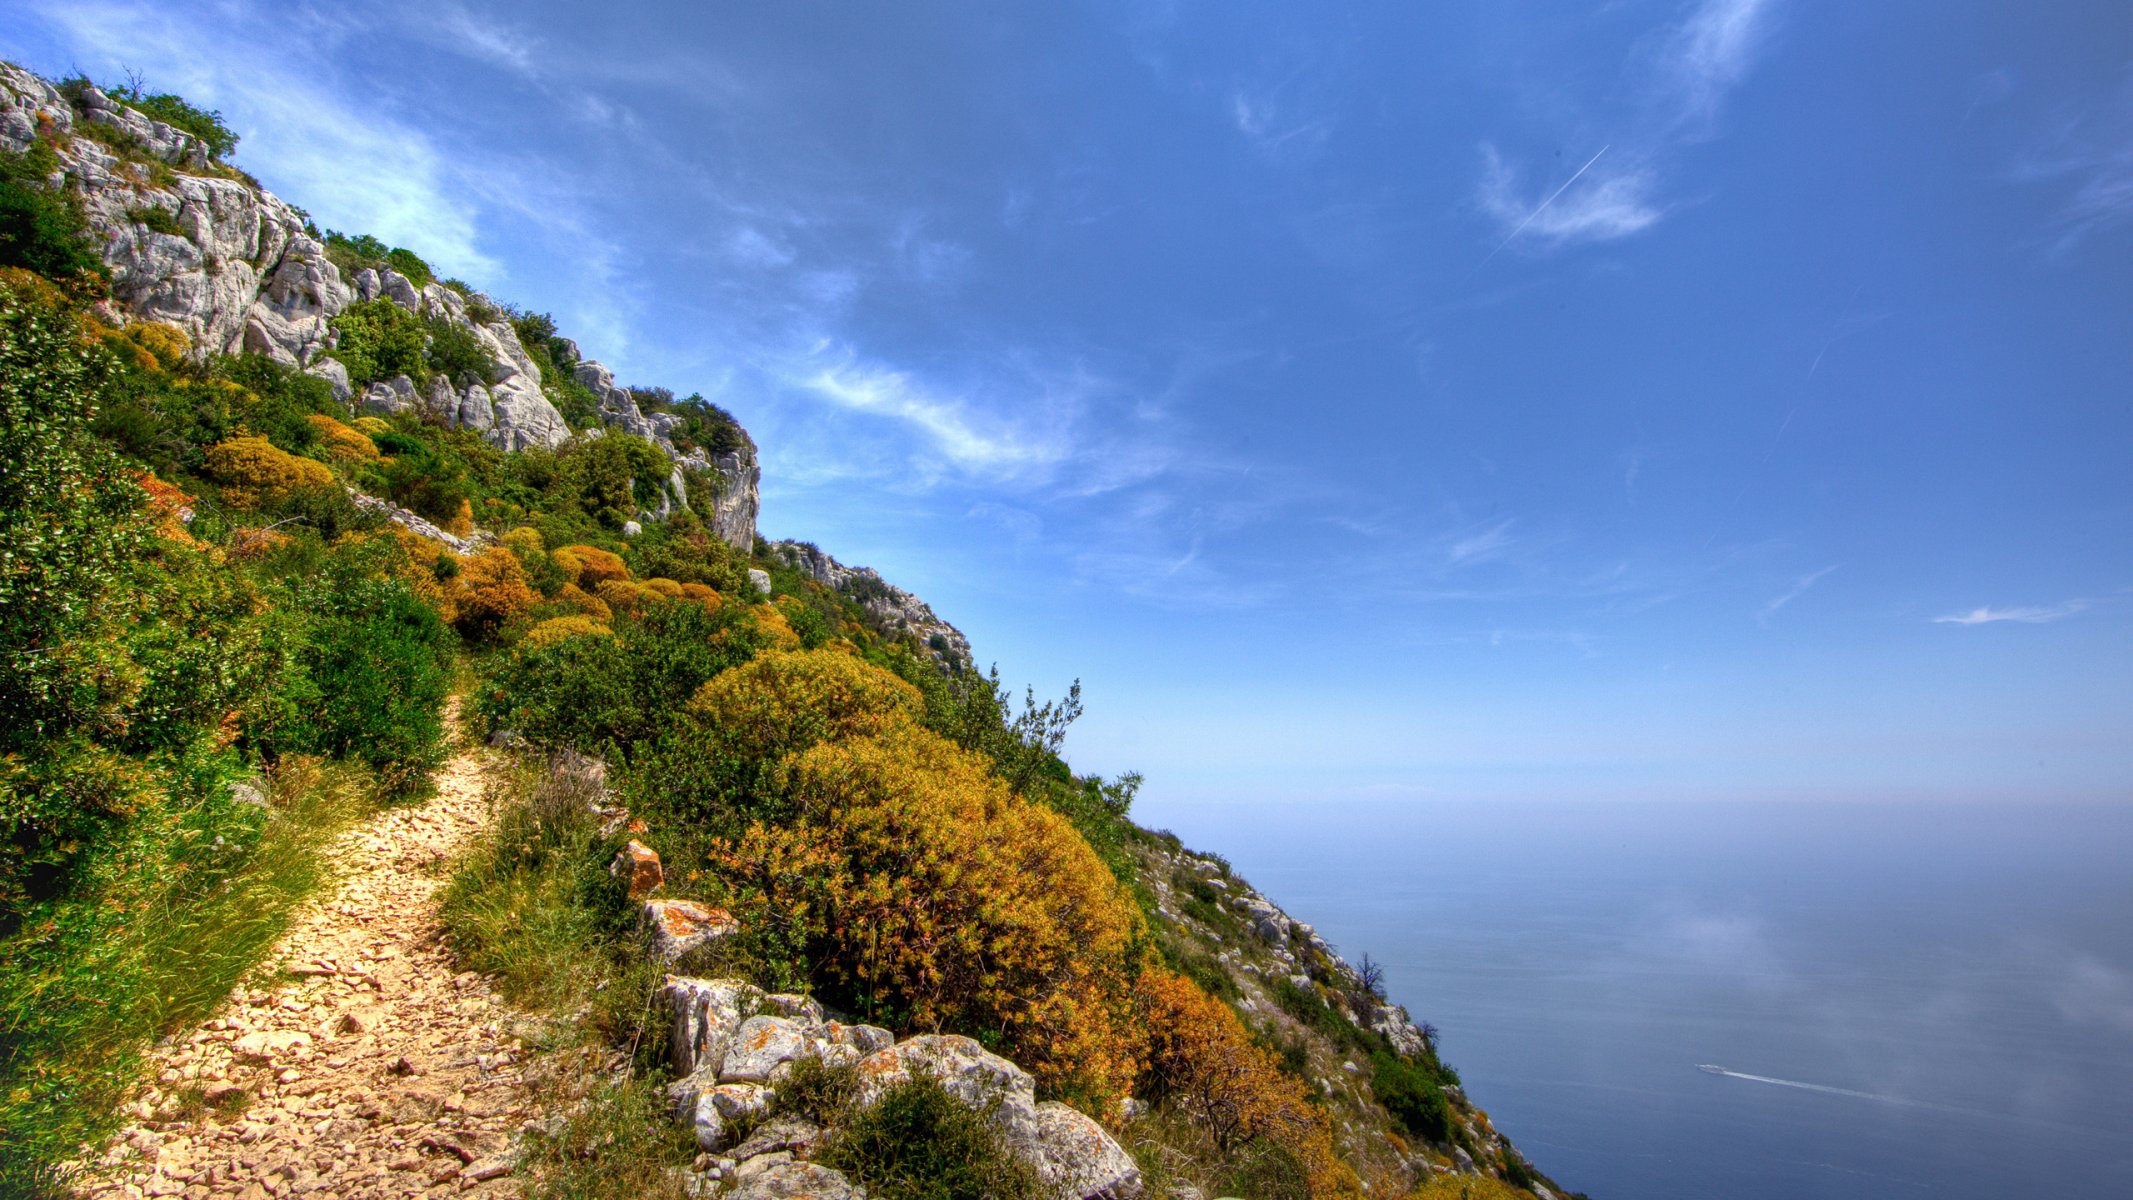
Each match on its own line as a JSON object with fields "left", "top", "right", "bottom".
{"left": 9, "top": 0, "right": 2129, "bottom": 807}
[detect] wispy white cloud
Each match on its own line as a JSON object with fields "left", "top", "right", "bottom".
{"left": 1932, "top": 600, "right": 2088, "bottom": 626}
{"left": 1475, "top": 0, "right": 1783, "bottom": 253}
{"left": 1758, "top": 564, "right": 1837, "bottom": 624}
{"left": 1447, "top": 519, "right": 1518, "bottom": 567}
{"left": 1664, "top": 0, "right": 1781, "bottom": 130}
{"left": 790, "top": 351, "right": 1068, "bottom": 476}
{"left": 2054, "top": 954, "right": 2133, "bottom": 1039}
{"left": 1228, "top": 87, "right": 1331, "bottom": 158}
{"left": 1478, "top": 145, "right": 1664, "bottom": 248}
{"left": 2013, "top": 73, "right": 2133, "bottom": 255}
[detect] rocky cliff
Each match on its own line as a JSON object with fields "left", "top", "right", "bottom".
{"left": 0, "top": 62, "right": 759, "bottom": 550}
{"left": 769, "top": 540, "right": 974, "bottom": 669}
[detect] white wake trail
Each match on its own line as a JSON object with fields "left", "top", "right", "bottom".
{"left": 1698, "top": 1065, "right": 1914, "bottom": 1106}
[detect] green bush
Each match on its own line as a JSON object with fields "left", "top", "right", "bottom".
{"left": 125, "top": 204, "right": 183, "bottom": 236}
{"left": 321, "top": 232, "right": 433, "bottom": 289}
{"left": 628, "top": 517, "right": 751, "bottom": 593}
{"left": 102, "top": 84, "right": 240, "bottom": 162}
{"left": 0, "top": 273, "right": 149, "bottom": 752}
{"left": 1371, "top": 1051, "right": 1454, "bottom": 1143}
{"left": 479, "top": 595, "right": 766, "bottom": 759}
{"left": 0, "top": 147, "right": 103, "bottom": 279}
{"left": 425, "top": 315, "right": 497, "bottom": 386}
{"left": 818, "top": 1075, "right": 1045, "bottom": 1200}
{"left": 278, "top": 572, "right": 452, "bottom": 797}
{"left": 383, "top": 247, "right": 434, "bottom": 289}
{"left": 327, "top": 297, "right": 428, "bottom": 387}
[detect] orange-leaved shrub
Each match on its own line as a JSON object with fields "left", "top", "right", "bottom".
{"left": 594, "top": 577, "right": 648, "bottom": 616}
{"left": 453, "top": 545, "right": 538, "bottom": 639}
{"left": 1139, "top": 967, "right": 1361, "bottom": 1197}
{"left": 305, "top": 413, "right": 380, "bottom": 461}
{"left": 556, "top": 543, "right": 630, "bottom": 588}
{"left": 688, "top": 650, "right": 1146, "bottom": 1111}
{"left": 554, "top": 582, "right": 611, "bottom": 622}
{"left": 203, "top": 434, "right": 333, "bottom": 509}
{"left": 137, "top": 473, "right": 195, "bottom": 544}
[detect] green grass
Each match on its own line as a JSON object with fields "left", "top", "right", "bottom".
{"left": 0, "top": 754, "right": 381, "bottom": 1199}
{"left": 438, "top": 754, "right": 702, "bottom": 1198}
{"left": 817, "top": 1074, "right": 1046, "bottom": 1200}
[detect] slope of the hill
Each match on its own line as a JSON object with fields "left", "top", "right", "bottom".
{"left": 0, "top": 61, "right": 759, "bottom": 550}
{"left": 0, "top": 59, "right": 1577, "bottom": 1200}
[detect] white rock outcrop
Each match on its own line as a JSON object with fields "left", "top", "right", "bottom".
{"left": 0, "top": 60, "right": 759, "bottom": 546}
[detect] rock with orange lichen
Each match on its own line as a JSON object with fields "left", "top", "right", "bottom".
{"left": 642, "top": 899, "right": 737, "bottom": 965}
{"left": 609, "top": 840, "right": 664, "bottom": 898}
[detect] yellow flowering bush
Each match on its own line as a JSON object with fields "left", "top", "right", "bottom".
{"left": 203, "top": 434, "right": 334, "bottom": 509}
{"left": 305, "top": 413, "right": 381, "bottom": 462}
{"left": 520, "top": 614, "right": 613, "bottom": 650}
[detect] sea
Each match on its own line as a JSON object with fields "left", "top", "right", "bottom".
{"left": 1137, "top": 797, "right": 2133, "bottom": 1200}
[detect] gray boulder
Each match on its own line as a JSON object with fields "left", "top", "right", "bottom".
{"left": 724, "top": 1161, "right": 864, "bottom": 1200}
{"left": 719, "top": 1015, "right": 809, "bottom": 1083}
{"left": 666, "top": 977, "right": 765, "bottom": 1079}
{"left": 1033, "top": 1101, "right": 1144, "bottom": 1200}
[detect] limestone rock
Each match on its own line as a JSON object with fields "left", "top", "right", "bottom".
{"left": 851, "top": 1034, "right": 1040, "bottom": 1148}
{"left": 611, "top": 840, "right": 664, "bottom": 898}
{"left": 826, "top": 1022, "right": 895, "bottom": 1055}
{"left": 1031, "top": 1101, "right": 1143, "bottom": 1200}
{"left": 728, "top": 1116, "right": 826, "bottom": 1163}
{"left": 642, "top": 899, "right": 737, "bottom": 965}
{"left": 303, "top": 357, "right": 352, "bottom": 402}
{"left": 724, "top": 1161, "right": 863, "bottom": 1200}
{"left": 679, "top": 1081, "right": 772, "bottom": 1152}
{"left": 719, "top": 1015, "right": 809, "bottom": 1084}
{"left": 360, "top": 374, "right": 418, "bottom": 416}
{"left": 748, "top": 568, "right": 773, "bottom": 596}
{"left": 767, "top": 542, "right": 970, "bottom": 667}
{"left": 665, "top": 977, "right": 765, "bottom": 1079}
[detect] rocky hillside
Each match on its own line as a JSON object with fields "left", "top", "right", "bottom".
{"left": 0, "top": 61, "right": 758, "bottom": 550}
{"left": 1, "top": 58, "right": 1576, "bottom": 1200}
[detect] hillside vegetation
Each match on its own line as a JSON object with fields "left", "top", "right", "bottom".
{"left": 0, "top": 63, "right": 1574, "bottom": 1200}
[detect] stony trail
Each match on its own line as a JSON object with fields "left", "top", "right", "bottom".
{"left": 75, "top": 713, "right": 537, "bottom": 1200}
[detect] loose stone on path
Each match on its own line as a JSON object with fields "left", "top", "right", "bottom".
{"left": 73, "top": 707, "right": 536, "bottom": 1200}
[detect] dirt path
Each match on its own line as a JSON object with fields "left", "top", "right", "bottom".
{"left": 76, "top": 714, "right": 536, "bottom": 1200}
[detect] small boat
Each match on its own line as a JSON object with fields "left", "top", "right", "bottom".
{"left": 1697, "top": 1064, "right": 1728, "bottom": 1075}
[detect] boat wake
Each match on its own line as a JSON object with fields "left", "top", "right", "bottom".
{"left": 1696, "top": 1064, "right": 1912, "bottom": 1106}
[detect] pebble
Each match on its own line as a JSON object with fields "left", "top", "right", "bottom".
{"left": 66, "top": 711, "right": 535, "bottom": 1199}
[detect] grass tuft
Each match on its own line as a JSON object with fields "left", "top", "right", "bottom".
{"left": 0, "top": 755, "right": 379, "bottom": 1198}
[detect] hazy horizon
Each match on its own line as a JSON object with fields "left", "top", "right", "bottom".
{"left": 5, "top": 0, "right": 2127, "bottom": 811}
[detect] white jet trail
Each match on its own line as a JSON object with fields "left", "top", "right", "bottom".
{"left": 1471, "top": 145, "right": 1613, "bottom": 275}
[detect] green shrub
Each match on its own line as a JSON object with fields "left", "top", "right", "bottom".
{"left": 424, "top": 314, "right": 497, "bottom": 386}
{"left": 125, "top": 204, "right": 183, "bottom": 236}
{"left": 818, "top": 1075, "right": 1046, "bottom": 1200}
{"left": 383, "top": 247, "right": 434, "bottom": 289}
{"left": 0, "top": 148, "right": 103, "bottom": 279}
{"left": 480, "top": 595, "right": 766, "bottom": 758}
{"left": 279, "top": 573, "right": 452, "bottom": 797}
{"left": 102, "top": 84, "right": 240, "bottom": 161}
{"left": 628, "top": 518, "right": 751, "bottom": 593}
{"left": 1371, "top": 1051, "right": 1454, "bottom": 1142}
{"left": 328, "top": 297, "right": 429, "bottom": 387}
{"left": 0, "top": 272, "right": 149, "bottom": 751}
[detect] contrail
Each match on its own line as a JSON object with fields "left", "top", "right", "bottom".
{"left": 1471, "top": 145, "right": 1612, "bottom": 275}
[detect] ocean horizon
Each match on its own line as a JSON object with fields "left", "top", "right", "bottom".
{"left": 1138, "top": 795, "right": 2133, "bottom": 1199}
